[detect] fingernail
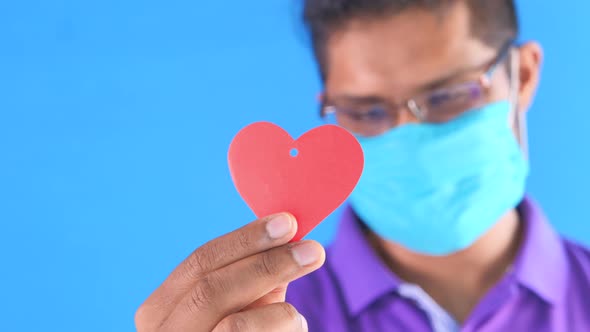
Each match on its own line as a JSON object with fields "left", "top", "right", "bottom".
{"left": 300, "top": 314, "right": 308, "bottom": 330}
{"left": 266, "top": 213, "right": 293, "bottom": 239}
{"left": 291, "top": 242, "right": 321, "bottom": 266}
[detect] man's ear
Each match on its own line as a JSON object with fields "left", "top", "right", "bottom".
{"left": 517, "top": 41, "right": 544, "bottom": 113}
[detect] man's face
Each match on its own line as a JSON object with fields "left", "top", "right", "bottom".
{"left": 322, "top": 2, "right": 515, "bottom": 130}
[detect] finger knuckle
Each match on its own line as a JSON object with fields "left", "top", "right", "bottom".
{"left": 134, "top": 305, "right": 148, "bottom": 330}
{"left": 235, "top": 230, "right": 254, "bottom": 251}
{"left": 184, "top": 246, "right": 217, "bottom": 280}
{"left": 184, "top": 252, "right": 207, "bottom": 279}
{"left": 254, "top": 251, "right": 282, "bottom": 278}
{"left": 134, "top": 304, "right": 156, "bottom": 332}
{"left": 186, "top": 274, "right": 218, "bottom": 314}
{"left": 215, "top": 315, "right": 252, "bottom": 332}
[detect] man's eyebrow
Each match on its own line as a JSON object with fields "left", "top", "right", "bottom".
{"left": 326, "top": 94, "right": 386, "bottom": 105}
{"left": 326, "top": 63, "right": 485, "bottom": 104}
{"left": 415, "top": 65, "right": 478, "bottom": 93}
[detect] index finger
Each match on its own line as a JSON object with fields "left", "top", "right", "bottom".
{"left": 147, "top": 213, "right": 297, "bottom": 304}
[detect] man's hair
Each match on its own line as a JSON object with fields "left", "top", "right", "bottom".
{"left": 303, "top": 0, "right": 519, "bottom": 76}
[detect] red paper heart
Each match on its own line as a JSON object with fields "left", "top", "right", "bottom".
{"left": 228, "top": 122, "right": 364, "bottom": 241}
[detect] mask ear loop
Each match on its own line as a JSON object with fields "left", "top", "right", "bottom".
{"left": 509, "top": 47, "right": 529, "bottom": 159}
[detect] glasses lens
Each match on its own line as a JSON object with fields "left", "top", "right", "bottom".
{"left": 421, "top": 82, "right": 486, "bottom": 123}
{"left": 322, "top": 105, "right": 394, "bottom": 137}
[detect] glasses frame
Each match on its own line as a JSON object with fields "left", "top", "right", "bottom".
{"left": 320, "top": 39, "right": 517, "bottom": 131}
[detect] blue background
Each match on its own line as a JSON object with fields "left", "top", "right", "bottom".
{"left": 1, "top": 1, "right": 588, "bottom": 331}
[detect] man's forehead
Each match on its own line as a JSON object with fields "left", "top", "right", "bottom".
{"left": 323, "top": 2, "right": 496, "bottom": 97}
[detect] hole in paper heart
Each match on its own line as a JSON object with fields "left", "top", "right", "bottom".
{"left": 290, "top": 148, "right": 299, "bottom": 158}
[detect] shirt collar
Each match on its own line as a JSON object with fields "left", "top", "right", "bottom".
{"left": 328, "top": 205, "right": 401, "bottom": 316}
{"left": 328, "top": 196, "right": 569, "bottom": 316}
{"left": 512, "top": 196, "right": 569, "bottom": 305}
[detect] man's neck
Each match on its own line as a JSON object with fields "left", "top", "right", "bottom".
{"left": 367, "top": 209, "right": 523, "bottom": 323}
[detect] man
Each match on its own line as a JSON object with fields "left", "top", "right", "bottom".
{"left": 135, "top": 0, "right": 590, "bottom": 331}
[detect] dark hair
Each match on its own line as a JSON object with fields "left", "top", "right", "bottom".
{"left": 303, "top": 0, "right": 519, "bottom": 77}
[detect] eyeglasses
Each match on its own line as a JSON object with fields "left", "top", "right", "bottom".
{"left": 320, "top": 40, "right": 515, "bottom": 137}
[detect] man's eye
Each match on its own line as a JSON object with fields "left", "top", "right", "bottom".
{"left": 347, "top": 106, "right": 388, "bottom": 122}
{"left": 428, "top": 91, "right": 452, "bottom": 107}
{"left": 427, "top": 85, "right": 477, "bottom": 110}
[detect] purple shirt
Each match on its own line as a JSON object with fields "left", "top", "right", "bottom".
{"left": 287, "top": 198, "right": 590, "bottom": 331}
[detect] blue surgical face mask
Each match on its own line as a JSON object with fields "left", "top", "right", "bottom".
{"left": 349, "top": 100, "right": 529, "bottom": 256}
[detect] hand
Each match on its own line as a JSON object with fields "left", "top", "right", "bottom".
{"left": 135, "top": 213, "right": 325, "bottom": 331}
